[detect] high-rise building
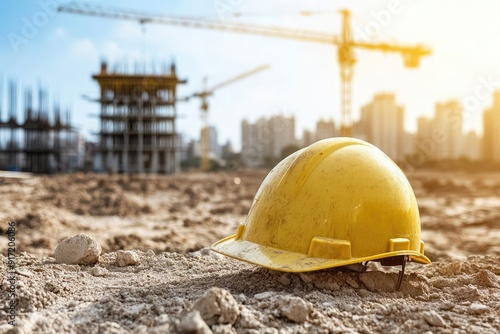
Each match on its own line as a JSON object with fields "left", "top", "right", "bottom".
{"left": 359, "top": 93, "right": 404, "bottom": 160}
{"left": 462, "top": 131, "right": 481, "bottom": 160}
{"left": 241, "top": 114, "right": 296, "bottom": 167}
{"left": 269, "top": 115, "right": 296, "bottom": 158}
{"left": 302, "top": 129, "right": 314, "bottom": 147}
{"left": 416, "top": 100, "right": 463, "bottom": 160}
{"left": 315, "top": 119, "right": 336, "bottom": 141}
{"left": 433, "top": 100, "right": 463, "bottom": 160}
{"left": 416, "top": 116, "right": 434, "bottom": 158}
{"left": 483, "top": 91, "right": 500, "bottom": 161}
{"left": 201, "top": 126, "right": 221, "bottom": 159}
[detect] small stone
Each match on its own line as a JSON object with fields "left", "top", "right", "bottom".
{"left": 177, "top": 310, "right": 212, "bottom": 334}
{"left": 279, "top": 296, "right": 313, "bottom": 323}
{"left": 314, "top": 280, "right": 341, "bottom": 291}
{"left": 45, "top": 282, "right": 61, "bottom": 294}
{"left": 469, "top": 303, "right": 489, "bottom": 315}
{"left": 239, "top": 307, "right": 262, "bottom": 329}
{"left": 0, "top": 324, "right": 14, "bottom": 332}
{"left": 422, "top": 311, "right": 446, "bottom": 327}
{"left": 254, "top": 291, "right": 273, "bottom": 300}
{"left": 15, "top": 268, "right": 33, "bottom": 277}
{"left": 57, "top": 264, "right": 81, "bottom": 272}
{"left": 439, "top": 302, "right": 455, "bottom": 310}
{"left": 277, "top": 274, "right": 291, "bottom": 286}
{"left": 192, "top": 287, "right": 240, "bottom": 325}
{"left": 346, "top": 276, "right": 360, "bottom": 289}
{"left": 236, "top": 293, "right": 247, "bottom": 303}
{"left": 55, "top": 233, "right": 101, "bottom": 265}
{"left": 155, "top": 314, "right": 170, "bottom": 326}
{"left": 299, "top": 273, "right": 313, "bottom": 284}
{"left": 115, "top": 250, "right": 140, "bottom": 267}
{"left": 146, "top": 249, "right": 156, "bottom": 257}
{"left": 91, "top": 267, "right": 109, "bottom": 277}
{"left": 212, "top": 324, "right": 237, "bottom": 334}
{"left": 98, "top": 321, "right": 129, "bottom": 334}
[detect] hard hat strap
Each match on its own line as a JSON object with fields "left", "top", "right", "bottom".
{"left": 395, "top": 255, "right": 409, "bottom": 291}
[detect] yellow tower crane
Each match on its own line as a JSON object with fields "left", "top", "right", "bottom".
{"left": 183, "top": 65, "right": 269, "bottom": 172}
{"left": 58, "top": 3, "right": 431, "bottom": 137}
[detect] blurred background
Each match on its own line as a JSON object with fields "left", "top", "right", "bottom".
{"left": 1, "top": 0, "right": 500, "bottom": 173}
{"left": 0, "top": 1, "right": 499, "bottom": 262}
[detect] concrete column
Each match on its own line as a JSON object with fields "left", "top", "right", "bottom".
{"left": 106, "top": 150, "right": 113, "bottom": 172}
{"left": 151, "top": 149, "right": 159, "bottom": 173}
{"left": 122, "top": 133, "right": 129, "bottom": 173}
{"left": 137, "top": 108, "right": 144, "bottom": 174}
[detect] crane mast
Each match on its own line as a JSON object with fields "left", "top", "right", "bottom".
{"left": 58, "top": 3, "right": 431, "bottom": 137}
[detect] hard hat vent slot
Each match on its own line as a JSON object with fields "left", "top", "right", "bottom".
{"left": 308, "top": 237, "right": 351, "bottom": 260}
{"left": 389, "top": 238, "right": 410, "bottom": 252}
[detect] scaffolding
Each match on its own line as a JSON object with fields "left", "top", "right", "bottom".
{"left": 0, "top": 80, "right": 77, "bottom": 173}
{"left": 93, "top": 62, "right": 186, "bottom": 174}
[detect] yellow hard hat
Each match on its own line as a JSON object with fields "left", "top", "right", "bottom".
{"left": 212, "top": 137, "right": 430, "bottom": 274}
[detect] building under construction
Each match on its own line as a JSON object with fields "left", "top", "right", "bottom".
{"left": 93, "top": 62, "right": 186, "bottom": 174}
{"left": 0, "top": 81, "right": 77, "bottom": 173}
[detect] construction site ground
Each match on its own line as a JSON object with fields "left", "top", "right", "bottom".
{"left": 0, "top": 170, "right": 499, "bottom": 333}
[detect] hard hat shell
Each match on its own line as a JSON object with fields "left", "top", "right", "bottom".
{"left": 212, "top": 138, "right": 430, "bottom": 272}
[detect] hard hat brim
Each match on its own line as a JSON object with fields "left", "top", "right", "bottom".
{"left": 211, "top": 235, "right": 431, "bottom": 273}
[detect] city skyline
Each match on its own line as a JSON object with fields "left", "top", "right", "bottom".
{"left": 2, "top": 1, "right": 500, "bottom": 152}
{"left": 236, "top": 90, "right": 497, "bottom": 167}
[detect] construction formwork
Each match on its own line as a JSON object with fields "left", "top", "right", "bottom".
{"left": 0, "top": 80, "right": 77, "bottom": 173}
{"left": 93, "top": 62, "right": 186, "bottom": 174}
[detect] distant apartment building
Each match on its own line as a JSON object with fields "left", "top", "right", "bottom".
{"left": 241, "top": 115, "right": 296, "bottom": 167}
{"left": 359, "top": 93, "right": 405, "bottom": 160}
{"left": 434, "top": 101, "right": 463, "bottom": 159}
{"left": 302, "top": 129, "right": 314, "bottom": 147}
{"left": 462, "top": 131, "right": 481, "bottom": 160}
{"left": 201, "top": 126, "right": 221, "bottom": 159}
{"left": 417, "top": 100, "right": 463, "bottom": 160}
{"left": 416, "top": 116, "right": 434, "bottom": 157}
{"left": 483, "top": 91, "right": 500, "bottom": 161}
{"left": 315, "top": 119, "right": 336, "bottom": 141}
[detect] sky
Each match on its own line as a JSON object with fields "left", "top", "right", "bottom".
{"left": 1, "top": 0, "right": 500, "bottom": 151}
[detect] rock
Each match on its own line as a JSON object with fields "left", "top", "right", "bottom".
{"left": 469, "top": 303, "right": 489, "bottom": 315}
{"left": 15, "top": 268, "right": 33, "bottom": 277}
{"left": 346, "top": 276, "right": 360, "bottom": 289}
{"left": 238, "top": 307, "right": 262, "bottom": 329}
{"left": 439, "top": 302, "right": 455, "bottom": 310}
{"left": 154, "top": 314, "right": 170, "bottom": 326}
{"left": 146, "top": 249, "right": 156, "bottom": 257}
{"left": 299, "top": 273, "right": 313, "bottom": 284}
{"left": 115, "top": 250, "right": 140, "bottom": 267}
{"left": 254, "top": 292, "right": 272, "bottom": 300}
{"left": 98, "top": 321, "right": 129, "bottom": 334}
{"left": 192, "top": 287, "right": 240, "bottom": 325}
{"left": 277, "top": 274, "right": 291, "bottom": 286}
{"left": 54, "top": 233, "right": 101, "bottom": 265}
{"left": 91, "top": 267, "right": 108, "bottom": 277}
{"left": 474, "top": 269, "right": 500, "bottom": 288}
{"left": 212, "top": 324, "right": 237, "bottom": 334}
{"left": 177, "top": 310, "right": 213, "bottom": 334}
{"left": 314, "top": 280, "right": 340, "bottom": 291}
{"left": 279, "top": 296, "right": 313, "bottom": 323}
{"left": 45, "top": 282, "right": 61, "bottom": 293}
{"left": 0, "top": 324, "right": 14, "bottom": 332}
{"left": 422, "top": 311, "right": 446, "bottom": 327}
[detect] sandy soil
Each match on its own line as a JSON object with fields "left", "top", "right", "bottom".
{"left": 0, "top": 170, "right": 499, "bottom": 333}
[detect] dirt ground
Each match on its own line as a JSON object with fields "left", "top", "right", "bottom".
{"left": 0, "top": 169, "right": 499, "bottom": 333}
